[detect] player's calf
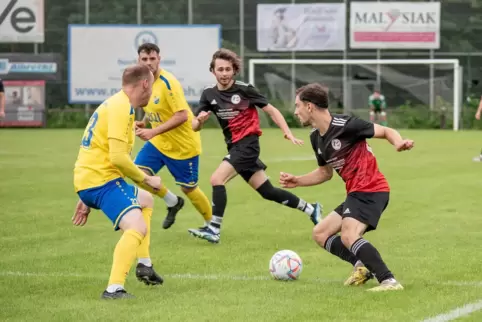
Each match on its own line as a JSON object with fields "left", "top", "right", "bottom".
{"left": 313, "top": 212, "right": 359, "bottom": 267}
{"left": 341, "top": 218, "right": 399, "bottom": 287}
{"left": 254, "top": 179, "right": 321, "bottom": 224}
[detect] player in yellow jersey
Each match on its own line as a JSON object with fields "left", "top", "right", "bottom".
{"left": 72, "top": 65, "right": 164, "bottom": 299}
{"left": 133, "top": 43, "right": 212, "bottom": 230}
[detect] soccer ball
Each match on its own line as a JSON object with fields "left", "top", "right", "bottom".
{"left": 269, "top": 250, "right": 303, "bottom": 281}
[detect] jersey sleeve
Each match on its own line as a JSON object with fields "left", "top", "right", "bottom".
{"left": 161, "top": 75, "right": 189, "bottom": 113}
{"left": 107, "top": 103, "right": 133, "bottom": 143}
{"left": 195, "top": 89, "right": 212, "bottom": 116}
{"left": 245, "top": 84, "right": 269, "bottom": 108}
{"left": 346, "top": 117, "right": 375, "bottom": 140}
{"left": 0, "top": 80, "right": 4, "bottom": 93}
{"left": 310, "top": 129, "right": 327, "bottom": 166}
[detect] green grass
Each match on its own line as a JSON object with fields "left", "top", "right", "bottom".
{"left": 0, "top": 128, "right": 482, "bottom": 322}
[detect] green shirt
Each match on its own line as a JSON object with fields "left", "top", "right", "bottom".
{"left": 369, "top": 94, "right": 386, "bottom": 110}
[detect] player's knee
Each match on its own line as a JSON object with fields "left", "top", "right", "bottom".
{"left": 312, "top": 223, "right": 333, "bottom": 247}
{"left": 181, "top": 186, "right": 196, "bottom": 194}
{"left": 255, "top": 180, "right": 277, "bottom": 201}
{"left": 369, "top": 111, "right": 375, "bottom": 116}
{"left": 380, "top": 111, "right": 386, "bottom": 116}
{"left": 118, "top": 209, "right": 147, "bottom": 237}
{"left": 340, "top": 229, "right": 358, "bottom": 249}
{"left": 210, "top": 173, "right": 224, "bottom": 186}
{"left": 137, "top": 189, "right": 154, "bottom": 208}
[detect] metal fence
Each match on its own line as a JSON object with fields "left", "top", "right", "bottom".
{"left": 1, "top": 0, "right": 481, "bottom": 129}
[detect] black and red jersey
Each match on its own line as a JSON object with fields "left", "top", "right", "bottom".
{"left": 310, "top": 114, "right": 390, "bottom": 194}
{"left": 196, "top": 81, "right": 269, "bottom": 145}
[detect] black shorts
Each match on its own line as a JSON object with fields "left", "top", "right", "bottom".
{"left": 223, "top": 135, "right": 267, "bottom": 182}
{"left": 334, "top": 192, "right": 389, "bottom": 232}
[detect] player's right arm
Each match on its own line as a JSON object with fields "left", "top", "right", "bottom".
{"left": 476, "top": 96, "right": 482, "bottom": 120}
{"left": 280, "top": 166, "right": 333, "bottom": 188}
{"left": 192, "top": 89, "right": 212, "bottom": 131}
{"left": 107, "top": 105, "right": 159, "bottom": 188}
{"left": 279, "top": 130, "right": 333, "bottom": 188}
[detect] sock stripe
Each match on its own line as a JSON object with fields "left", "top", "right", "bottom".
{"left": 324, "top": 235, "right": 338, "bottom": 252}
{"left": 351, "top": 238, "right": 369, "bottom": 256}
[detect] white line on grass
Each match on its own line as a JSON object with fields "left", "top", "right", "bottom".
{"left": 1, "top": 271, "right": 482, "bottom": 289}
{"left": 421, "top": 299, "right": 482, "bottom": 322}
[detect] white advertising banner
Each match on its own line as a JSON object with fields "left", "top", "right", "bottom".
{"left": 0, "top": 0, "right": 44, "bottom": 43}
{"left": 68, "top": 25, "right": 221, "bottom": 104}
{"left": 257, "top": 3, "right": 346, "bottom": 51}
{"left": 350, "top": 2, "right": 441, "bottom": 49}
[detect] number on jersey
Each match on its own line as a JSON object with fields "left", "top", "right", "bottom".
{"left": 81, "top": 112, "right": 99, "bottom": 148}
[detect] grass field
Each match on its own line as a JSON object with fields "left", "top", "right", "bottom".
{"left": 1, "top": 128, "right": 482, "bottom": 322}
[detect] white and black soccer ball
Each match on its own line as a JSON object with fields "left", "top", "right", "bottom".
{"left": 269, "top": 250, "right": 303, "bottom": 281}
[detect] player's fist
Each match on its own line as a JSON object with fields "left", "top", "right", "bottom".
{"left": 197, "top": 111, "right": 211, "bottom": 123}
{"left": 72, "top": 200, "right": 91, "bottom": 226}
{"left": 279, "top": 172, "right": 299, "bottom": 188}
{"left": 144, "top": 175, "right": 162, "bottom": 191}
{"left": 395, "top": 139, "right": 414, "bottom": 152}
{"left": 476, "top": 110, "right": 481, "bottom": 120}
{"left": 135, "top": 121, "right": 146, "bottom": 129}
{"left": 136, "top": 128, "right": 156, "bottom": 141}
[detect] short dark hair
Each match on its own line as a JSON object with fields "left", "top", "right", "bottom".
{"left": 137, "top": 43, "right": 160, "bottom": 55}
{"left": 122, "top": 64, "right": 151, "bottom": 86}
{"left": 296, "top": 83, "right": 329, "bottom": 109}
{"left": 209, "top": 48, "right": 241, "bottom": 74}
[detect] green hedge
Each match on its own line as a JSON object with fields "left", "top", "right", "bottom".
{"left": 46, "top": 99, "right": 482, "bottom": 130}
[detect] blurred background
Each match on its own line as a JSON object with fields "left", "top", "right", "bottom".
{"left": 0, "top": 0, "right": 481, "bottom": 131}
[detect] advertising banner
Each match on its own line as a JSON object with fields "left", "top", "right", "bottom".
{"left": 350, "top": 2, "right": 441, "bottom": 49}
{"left": 0, "top": 80, "right": 45, "bottom": 127}
{"left": 257, "top": 3, "right": 346, "bottom": 51}
{"left": 68, "top": 25, "right": 221, "bottom": 104}
{"left": 0, "top": 53, "right": 61, "bottom": 81}
{"left": 0, "top": 0, "right": 44, "bottom": 43}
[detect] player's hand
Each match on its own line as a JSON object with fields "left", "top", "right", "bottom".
{"left": 72, "top": 200, "right": 91, "bottom": 226}
{"left": 279, "top": 172, "right": 299, "bottom": 188}
{"left": 284, "top": 133, "right": 304, "bottom": 146}
{"left": 395, "top": 139, "right": 414, "bottom": 152}
{"left": 197, "top": 111, "right": 211, "bottom": 124}
{"left": 135, "top": 121, "right": 146, "bottom": 129}
{"left": 0, "top": 111, "right": 5, "bottom": 120}
{"left": 476, "top": 110, "right": 481, "bottom": 120}
{"left": 144, "top": 175, "right": 162, "bottom": 191}
{"left": 136, "top": 128, "right": 156, "bottom": 141}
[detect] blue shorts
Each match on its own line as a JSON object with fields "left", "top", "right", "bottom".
{"left": 77, "top": 178, "right": 141, "bottom": 230}
{"left": 134, "top": 141, "right": 199, "bottom": 188}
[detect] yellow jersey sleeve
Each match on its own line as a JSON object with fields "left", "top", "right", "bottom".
{"left": 160, "top": 74, "right": 189, "bottom": 113}
{"left": 108, "top": 104, "right": 134, "bottom": 143}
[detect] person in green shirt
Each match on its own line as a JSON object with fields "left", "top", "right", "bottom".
{"left": 369, "top": 90, "right": 387, "bottom": 126}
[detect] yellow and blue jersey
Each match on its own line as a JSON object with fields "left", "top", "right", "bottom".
{"left": 143, "top": 69, "right": 201, "bottom": 160}
{"left": 73, "top": 90, "right": 136, "bottom": 192}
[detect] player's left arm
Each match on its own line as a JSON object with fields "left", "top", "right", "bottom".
{"left": 153, "top": 77, "right": 189, "bottom": 135}
{"left": 373, "top": 124, "right": 414, "bottom": 152}
{"left": 0, "top": 80, "right": 5, "bottom": 119}
{"left": 381, "top": 95, "right": 387, "bottom": 110}
{"left": 245, "top": 84, "right": 303, "bottom": 145}
{"left": 348, "top": 117, "right": 413, "bottom": 152}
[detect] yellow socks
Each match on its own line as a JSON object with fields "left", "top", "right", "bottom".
{"left": 137, "top": 208, "right": 153, "bottom": 265}
{"left": 107, "top": 229, "right": 143, "bottom": 289}
{"left": 186, "top": 187, "right": 212, "bottom": 223}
